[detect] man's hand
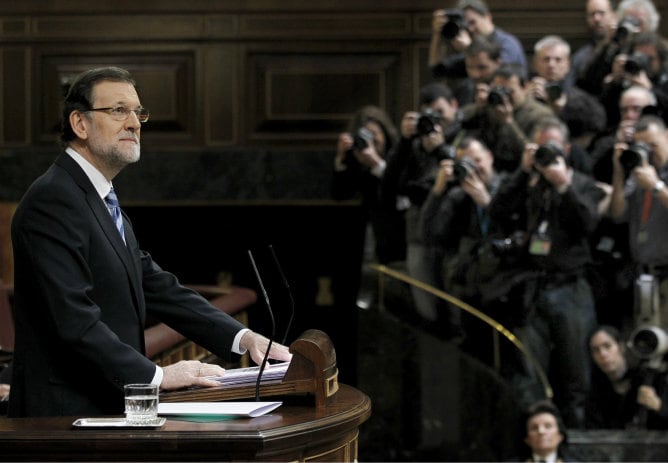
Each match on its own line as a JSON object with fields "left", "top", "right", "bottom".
{"left": 633, "top": 162, "right": 661, "bottom": 190}
{"left": 433, "top": 158, "right": 455, "bottom": 194}
{"left": 535, "top": 155, "right": 572, "bottom": 191}
{"left": 160, "top": 360, "right": 226, "bottom": 391}
{"left": 240, "top": 331, "right": 293, "bottom": 366}
{"left": 461, "top": 170, "right": 491, "bottom": 207}
{"left": 0, "top": 383, "right": 9, "bottom": 401}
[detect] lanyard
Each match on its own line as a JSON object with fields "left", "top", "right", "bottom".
{"left": 641, "top": 189, "right": 653, "bottom": 224}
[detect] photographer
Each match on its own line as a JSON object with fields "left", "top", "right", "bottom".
{"left": 599, "top": 32, "right": 668, "bottom": 129}
{"left": 418, "top": 137, "right": 507, "bottom": 341}
{"left": 571, "top": 0, "right": 618, "bottom": 84}
{"left": 332, "top": 105, "right": 406, "bottom": 310}
{"left": 382, "top": 83, "right": 460, "bottom": 325}
{"left": 428, "top": 0, "right": 526, "bottom": 86}
{"left": 611, "top": 115, "right": 668, "bottom": 332}
{"left": 586, "top": 325, "right": 668, "bottom": 429}
{"left": 528, "top": 34, "right": 605, "bottom": 169}
{"left": 488, "top": 118, "right": 605, "bottom": 428}
{"left": 578, "top": 0, "right": 661, "bottom": 97}
{"left": 461, "top": 63, "right": 555, "bottom": 173}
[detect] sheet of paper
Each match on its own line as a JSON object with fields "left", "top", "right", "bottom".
{"left": 158, "top": 401, "right": 282, "bottom": 417}
{"left": 207, "top": 361, "right": 290, "bottom": 387}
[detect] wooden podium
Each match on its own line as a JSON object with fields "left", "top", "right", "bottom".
{"left": 161, "top": 328, "right": 339, "bottom": 409}
{"left": 0, "top": 329, "right": 371, "bottom": 462}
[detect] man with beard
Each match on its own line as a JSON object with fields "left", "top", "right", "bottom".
{"left": 8, "top": 67, "right": 291, "bottom": 418}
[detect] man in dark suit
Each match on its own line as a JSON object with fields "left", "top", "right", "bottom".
{"left": 8, "top": 66, "right": 291, "bottom": 417}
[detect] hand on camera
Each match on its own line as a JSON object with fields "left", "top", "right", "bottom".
{"left": 401, "top": 111, "right": 419, "bottom": 139}
{"left": 433, "top": 158, "right": 455, "bottom": 194}
{"left": 461, "top": 170, "right": 491, "bottom": 207}
{"left": 638, "top": 384, "right": 662, "bottom": 411}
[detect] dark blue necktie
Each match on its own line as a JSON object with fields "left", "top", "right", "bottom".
{"left": 105, "top": 187, "right": 125, "bottom": 242}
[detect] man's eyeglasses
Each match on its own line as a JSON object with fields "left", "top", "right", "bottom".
{"left": 83, "top": 106, "right": 150, "bottom": 123}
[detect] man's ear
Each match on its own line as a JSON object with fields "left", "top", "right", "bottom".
{"left": 69, "top": 111, "right": 89, "bottom": 140}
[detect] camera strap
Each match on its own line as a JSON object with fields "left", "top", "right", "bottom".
{"left": 527, "top": 184, "right": 553, "bottom": 256}
{"left": 638, "top": 190, "right": 653, "bottom": 244}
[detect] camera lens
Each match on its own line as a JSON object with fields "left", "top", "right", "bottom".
{"left": 545, "top": 82, "right": 563, "bottom": 101}
{"left": 534, "top": 141, "right": 563, "bottom": 167}
{"left": 619, "top": 141, "right": 651, "bottom": 174}
{"left": 417, "top": 110, "right": 442, "bottom": 137}
{"left": 487, "top": 87, "right": 508, "bottom": 106}
{"left": 352, "top": 127, "right": 373, "bottom": 151}
{"left": 441, "top": 10, "right": 465, "bottom": 40}
{"left": 624, "top": 52, "right": 650, "bottom": 76}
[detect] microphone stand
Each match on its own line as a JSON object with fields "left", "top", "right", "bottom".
{"left": 248, "top": 249, "right": 275, "bottom": 402}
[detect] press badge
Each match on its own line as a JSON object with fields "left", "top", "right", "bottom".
{"left": 529, "top": 220, "right": 552, "bottom": 256}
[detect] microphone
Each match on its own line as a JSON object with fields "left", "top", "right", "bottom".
{"left": 248, "top": 249, "right": 275, "bottom": 402}
{"left": 268, "top": 244, "right": 295, "bottom": 345}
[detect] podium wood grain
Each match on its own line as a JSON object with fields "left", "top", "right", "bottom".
{"left": 0, "top": 384, "right": 370, "bottom": 462}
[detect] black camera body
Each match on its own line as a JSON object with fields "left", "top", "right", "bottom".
{"left": 619, "top": 141, "right": 651, "bottom": 175}
{"left": 417, "top": 109, "right": 443, "bottom": 137}
{"left": 614, "top": 15, "right": 642, "bottom": 43}
{"left": 534, "top": 140, "right": 564, "bottom": 167}
{"left": 545, "top": 82, "right": 563, "bottom": 101}
{"left": 624, "top": 51, "right": 651, "bottom": 76}
{"left": 441, "top": 9, "right": 466, "bottom": 40}
{"left": 487, "top": 86, "right": 511, "bottom": 106}
{"left": 351, "top": 126, "right": 375, "bottom": 151}
{"left": 431, "top": 143, "right": 456, "bottom": 162}
{"left": 453, "top": 157, "right": 477, "bottom": 182}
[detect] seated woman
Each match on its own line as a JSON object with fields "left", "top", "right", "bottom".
{"left": 585, "top": 325, "right": 668, "bottom": 429}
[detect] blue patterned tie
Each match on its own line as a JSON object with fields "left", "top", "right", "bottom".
{"left": 105, "top": 187, "right": 125, "bottom": 242}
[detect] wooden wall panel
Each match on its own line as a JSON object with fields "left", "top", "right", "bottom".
{"left": 0, "top": 1, "right": 667, "bottom": 149}
{"left": 2, "top": 48, "right": 29, "bottom": 145}
{"left": 203, "top": 45, "right": 239, "bottom": 145}
{"left": 35, "top": 51, "right": 197, "bottom": 145}
{"left": 246, "top": 52, "right": 401, "bottom": 143}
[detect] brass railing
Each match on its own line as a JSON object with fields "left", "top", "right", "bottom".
{"left": 370, "top": 263, "right": 553, "bottom": 400}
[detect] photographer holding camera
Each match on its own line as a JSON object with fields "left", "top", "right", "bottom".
{"left": 382, "top": 83, "right": 461, "bottom": 325}
{"left": 461, "top": 63, "right": 555, "bottom": 173}
{"left": 611, "top": 115, "right": 668, "bottom": 338}
{"left": 528, "top": 35, "right": 605, "bottom": 169}
{"left": 332, "top": 105, "right": 406, "bottom": 309}
{"left": 418, "top": 137, "right": 507, "bottom": 343}
{"left": 599, "top": 32, "right": 668, "bottom": 130}
{"left": 572, "top": 0, "right": 619, "bottom": 84}
{"left": 586, "top": 325, "right": 668, "bottom": 429}
{"left": 578, "top": 0, "right": 661, "bottom": 98}
{"left": 428, "top": 0, "right": 527, "bottom": 89}
{"left": 487, "top": 118, "right": 605, "bottom": 428}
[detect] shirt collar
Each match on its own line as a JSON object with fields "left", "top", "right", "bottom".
{"left": 532, "top": 451, "right": 558, "bottom": 463}
{"left": 66, "top": 147, "right": 114, "bottom": 200}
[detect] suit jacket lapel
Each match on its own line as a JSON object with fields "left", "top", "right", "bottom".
{"left": 55, "top": 154, "right": 145, "bottom": 319}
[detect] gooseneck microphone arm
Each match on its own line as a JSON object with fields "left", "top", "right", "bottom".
{"left": 268, "top": 244, "right": 295, "bottom": 345}
{"left": 248, "top": 249, "right": 275, "bottom": 402}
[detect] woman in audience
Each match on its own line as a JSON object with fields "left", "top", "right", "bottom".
{"left": 585, "top": 325, "right": 668, "bottom": 429}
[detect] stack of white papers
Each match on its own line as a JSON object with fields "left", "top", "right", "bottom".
{"left": 158, "top": 401, "right": 282, "bottom": 417}
{"left": 208, "top": 361, "right": 290, "bottom": 387}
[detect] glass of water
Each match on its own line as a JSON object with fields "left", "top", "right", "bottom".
{"left": 124, "top": 383, "right": 159, "bottom": 425}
